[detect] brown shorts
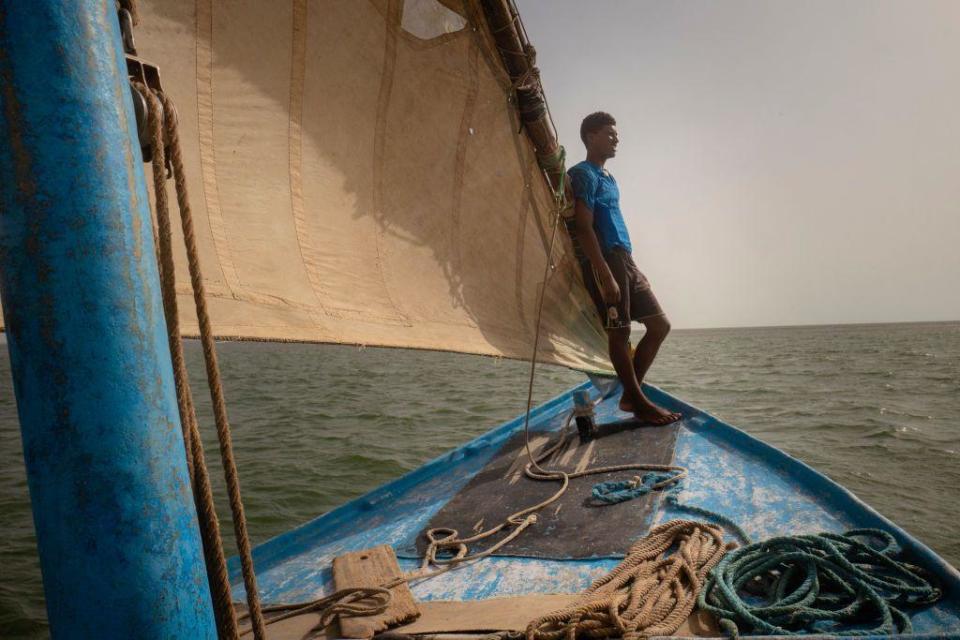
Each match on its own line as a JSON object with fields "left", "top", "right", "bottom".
{"left": 581, "top": 248, "right": 664, "bottom": 330}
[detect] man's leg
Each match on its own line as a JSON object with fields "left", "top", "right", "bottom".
{"left": 608, "top": 327, "right": 643, "bottom": 406}
{"left": 609, "top": 327, "right": 673, "bottom": 422}
{"left": 634, "top": 314, "right": 671, "bottom": 384}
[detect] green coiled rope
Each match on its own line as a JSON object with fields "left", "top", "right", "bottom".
{"left": 698, "top": 528, "right": 941, "bottom": 637}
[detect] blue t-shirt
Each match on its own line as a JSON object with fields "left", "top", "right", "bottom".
{"left": 568, "top": 160, "right": 632, "bottom": 254}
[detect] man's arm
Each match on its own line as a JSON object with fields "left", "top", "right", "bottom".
{"left": 574, "top": 198, "right": 620, "bottom": 304}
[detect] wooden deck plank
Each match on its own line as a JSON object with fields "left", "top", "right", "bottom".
{"left": 238, "top": 595, "right": 719, "bottom": 638}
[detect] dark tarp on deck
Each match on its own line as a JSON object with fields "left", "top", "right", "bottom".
{"left": 415, "top": 419, "right": 680, "bottom": 559}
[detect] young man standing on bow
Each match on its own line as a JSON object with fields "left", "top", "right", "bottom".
{"left": 568, "top": 111, "right": 680, "bottom": 425}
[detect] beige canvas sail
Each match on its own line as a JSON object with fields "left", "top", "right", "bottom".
{"left": 8, "top": 0, "right": 613, "bottom": 372}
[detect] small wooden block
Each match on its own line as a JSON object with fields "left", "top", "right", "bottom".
{"left": 332, "top": 545, "right": 420, "bottom": 638}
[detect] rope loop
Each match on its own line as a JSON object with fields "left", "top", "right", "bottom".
{"left": 238, "top": 586, "right": 397, "bottom": 636}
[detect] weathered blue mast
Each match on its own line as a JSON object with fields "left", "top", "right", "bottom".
{"left": 0, "top": 1, "right": 217, "bottom": 637}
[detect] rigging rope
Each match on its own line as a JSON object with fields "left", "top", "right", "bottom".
{"left": 157, "top": 87, "right": 267, "bottom": 640}
{"left": 698, "top": 529, "right": 941, "bottom": 637}
{"left": 139, "top": 84, "right": 266, "bottom": 639}
{"left": 139, "top": 83, "right": 240, "bottom": 639}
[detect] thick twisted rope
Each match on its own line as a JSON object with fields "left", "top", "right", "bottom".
{"left": 698, "top": 529, "right": 941, "bottom": 637}
{"left": 526, "top": 520, "right": 727, "bottom": 640}
{"left": 138, "top": 84, "right": 240, "bottom": 639}
{"left": 155, "top": 90, "right": 267, "bottom": 639}
{"left": 139, "top": 84, "right": 266, "bottom": 638}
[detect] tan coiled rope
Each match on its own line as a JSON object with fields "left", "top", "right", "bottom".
{"left": 526, "top": 520, "right": 728, "bottom": 640}
{"left": 139, "top": 83, "right": 266, "bottom": 640}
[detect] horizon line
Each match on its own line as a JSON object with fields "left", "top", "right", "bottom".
{"left": 674, "top": 318, "right": 959, "bottom": 332}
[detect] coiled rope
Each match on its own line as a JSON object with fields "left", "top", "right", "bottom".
{"left": 139, "top": 84, "right": 266, "bottom": 639}
{"left": 664, "top": 493, "right": 753, "bottom": 548}
{"left": 592, "top": 471, "right": 685, "bottom": 505}
{"left": 526, "top": 520, "right": 728, "bottom": 640}
{"left": 698, "top": 529, "right": 941, "bottom": 637}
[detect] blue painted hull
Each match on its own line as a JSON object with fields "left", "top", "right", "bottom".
{"left": 231, "top": 380, "right": 960, "bottom": 637}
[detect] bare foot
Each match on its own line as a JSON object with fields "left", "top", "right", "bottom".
{"left": 619, "top": 398, "right": 681, "bottom": 425}
{"left": 634, "top": 410, "right": 682, "bottom": 426}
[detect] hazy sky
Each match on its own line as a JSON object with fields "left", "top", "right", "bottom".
{"left": 516, "top": 0, "right": 960, "bottom": 329}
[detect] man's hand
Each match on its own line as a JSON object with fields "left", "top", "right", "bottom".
{"left": 572, "top": 197, "right": 621, "bottom": 306}
{"left": 599, "top": 268, "right": 621, "bottom": 305}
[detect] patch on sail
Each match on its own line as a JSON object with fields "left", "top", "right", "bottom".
{"left": 401, "top": 0, "right": 467, "bottom": 40}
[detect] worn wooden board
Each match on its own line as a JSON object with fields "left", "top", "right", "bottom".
{"left": 332, "top": 545, "right": 419, "bottom": 638}
{"left": 416, "top": 418, "right": 681, "bottom": 559}
{"left": 395, "top": 595, "right": 719, "bottom": 635}
{"left": 237, "top": 595, "right": 719, "bottom": 638}
{"left": 397, "top": 594, "right": 576, "bottom": 633}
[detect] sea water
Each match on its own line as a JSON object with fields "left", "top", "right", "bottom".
{"left": 1, "top": 321, "right": 957, "bottom": 637}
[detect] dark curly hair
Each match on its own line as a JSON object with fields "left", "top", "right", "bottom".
{"left": 580, "top": 111, "right": 616, "bottom": 145}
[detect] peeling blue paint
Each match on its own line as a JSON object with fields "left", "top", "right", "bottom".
{"left": 0, "top": 2, "right": 216, "bottom": 637}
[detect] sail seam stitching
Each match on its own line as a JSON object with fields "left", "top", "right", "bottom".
{"left": 286, "top": 0, "right": 332, "bottom": 321}
{"left": 195, "top": 0, "right": 242, "bottom": 295}
{"left": 371, "top": 0, "right": 412, "bottom": 325}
